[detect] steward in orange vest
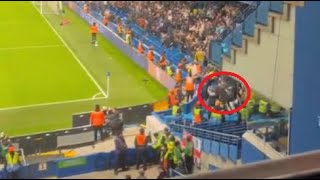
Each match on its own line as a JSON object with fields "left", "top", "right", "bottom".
{"left": 175, "top": 65, "right": 183, "bottom": 84}
{"left": 137, "top": 40, "right": 144, "bottom": 54}
{"left": 185, "top": 72, "right": 195, "bottom": 102}
{"left": 147, "top": 46, "right": 155, "bottom": 62}
{"left": 159, "top": 52, "right": 167, "bottom": 70}
{"left": 135, "top": 128, "right": 147, "bottom": 170}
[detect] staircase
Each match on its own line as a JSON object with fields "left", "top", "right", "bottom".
{"left": 211, "top": 1, "right": 304, "bottom": 110}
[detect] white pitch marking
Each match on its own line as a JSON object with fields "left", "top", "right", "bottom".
{"left": 0, "top": 97, "right": 108, "bottom": 111}
{"left": 0, "top": 45, "right": 64, "bottom": 51}
{"left": 92, "top": 92, "right": 103, "bottom": 99}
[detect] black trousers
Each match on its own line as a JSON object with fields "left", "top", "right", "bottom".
{"left": 115, "top": 151, "right": 127, "bottom": 172}
{"left": 91, "top": 33, "right": 97, "bottom": 43}
{"left": 185, "top": 156, "right": 194, "bottom": 174}
{"left": 93, "top": 126, "right": 103, "bottom": 142}
{"left": 186, "top": 90, "right": 194, "bottom": 103}
{"left": 136, "top": 148, "right": 147, "bottom": 170}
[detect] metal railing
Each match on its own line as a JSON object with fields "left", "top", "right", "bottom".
{"left": 176, "top": 150, "right": 320, "bottom": 179}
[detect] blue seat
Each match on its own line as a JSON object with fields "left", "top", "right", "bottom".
{"left": 225, "top": 113, "right": 239, "bottom": 122}
{"left": 202, "top": 139, "right": 211, "bottom": 154}
{"left": 229, "top": 145, "right": 238, "bottom": 162}
{"left": 220, "top": 143, "right": 229, "bottom": 159}
{"left": 211, "top": 140, "right": 220, "bottom": 155}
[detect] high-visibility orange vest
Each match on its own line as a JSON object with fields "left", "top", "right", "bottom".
{"left": 185, "top": 77, "right": 195, "bottom": 91}
{"left": 175, "top": 69, "right": 182, "bottom": 82}
{"left": 147, "top": 50, "right": 154, "bottom": 61}
{"left": 159, "top": 55, "right": 167, "bottom": 67}
{"left": 138, "top": 42, "right": 144, "bottom": 54}
{"left": 90, "top": 111, "right": 105, "bottom": 127}
{"left": 91, "top": 25, "right": 98, "bottom": 34}
{"left": 168, "top": 92, "right": 178, "bottom": 106}
{"left": 135, "top": 134, "right": 146, "bottom": 146}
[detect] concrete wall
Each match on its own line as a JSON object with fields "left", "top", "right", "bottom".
{"left": 222, "top": 6, "right": 295, "bottom": 109}
{"left": 290, "top": 1, "right": 320, "bottom": 155}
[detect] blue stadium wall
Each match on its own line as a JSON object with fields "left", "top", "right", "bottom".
{"left": 290, "top": 1, "right": 320, "bottom": 154}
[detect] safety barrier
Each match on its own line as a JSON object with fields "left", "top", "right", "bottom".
{"left": 67, "top": 1, "right": 176, "bottom": 90}
{"left": 9, "top": 102, "right": 156, "bottom": 157}
{"left": 72, "top": 103, "right": 153, "bottom": 127}
{"left": 167, "top": 122, "right": 242, "bottom": 162}
{"left": 0, "top": 147, "right": 157, "bottom": 179}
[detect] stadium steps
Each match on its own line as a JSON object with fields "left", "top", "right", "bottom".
{"left": 222, "top": 1, "right": 304, "bottom": 65}
{"left": 242, "top": 132, "right": 286, "bottom": 160}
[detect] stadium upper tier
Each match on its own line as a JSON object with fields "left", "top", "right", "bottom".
{"left": 79, "top": 1, "right": 250, "bottom": 69}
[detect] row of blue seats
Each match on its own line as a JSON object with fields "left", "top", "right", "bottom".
{"left": 167, "top": 123, "right": 240, "bottom": 145}
{"left": 202, "top": 138, "right": 239, "bottom": 162}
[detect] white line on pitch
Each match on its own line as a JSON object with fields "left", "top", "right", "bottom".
{"left": 32, "top": 3, "right": 107, "bottom": 98}
{"left": 92, "top": 92, "right": 103, "bottom": 99}
{"left": 0, "top": 97, "right": 108, "bottom": 111}
{"left": 0, "top": 45, "right": 64, "bottom": 51}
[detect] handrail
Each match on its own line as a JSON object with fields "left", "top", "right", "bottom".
{"left": 167, "top": 122, "right": 241, "bottom": 140}
{"left": 216, "top": 1, "right": 260, "bottom": 41}
{"left": 176, "top": 150, "right": 320, "bottom": 179}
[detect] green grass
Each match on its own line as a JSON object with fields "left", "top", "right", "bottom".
{"left": 0, "top": 2, "right": 167, "bottom": 136}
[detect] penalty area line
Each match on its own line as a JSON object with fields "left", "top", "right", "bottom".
{"left": 31, "top": 2, "right": 107, "bottom": 98}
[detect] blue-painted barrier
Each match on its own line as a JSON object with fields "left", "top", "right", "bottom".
{"left": 2, "top": 147, "right": 158, "bottom": 179}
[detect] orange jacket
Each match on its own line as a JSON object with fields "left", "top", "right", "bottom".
{"left": 175, "top": 69, "right": 182, "bottom": 82}
{"left": 90, "top": 111, "right": 105, "bottom": 126}
{"left": 91, "top": 25, "right": 98, "bottom": 34}
{"left": 147, "top": 50, "right": 154, "bottom": 61}
{"left": 185, "top": 77, "right": 195, "bottom": 91}
{"left": 138, "top": 42, "right": 144, "bottom": 54}
{"left": 159, "top": 55, "right": 167, "bottom": 67}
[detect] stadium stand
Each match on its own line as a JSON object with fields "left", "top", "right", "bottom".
{"left": 2, "top": 1, "right": 307, "bottom": 179}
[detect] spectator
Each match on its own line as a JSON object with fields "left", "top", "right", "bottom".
{"left": 184, "top": 72, "right": 195, "bottom": 103}
{"left": 125, "top": 175, "right": 132, "bottom": 179}
{"left": 90, "top": 104, "right": 106, "bottom": 142}
{"left": 114, "top": 132, "right": 129, "bottom": 175}
{"left": 108, "top": 108, "right": 124, "bottom": 136}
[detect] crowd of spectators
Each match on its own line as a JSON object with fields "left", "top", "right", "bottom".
{"left": 202, "top": 75, "right": 246, "bottom": 112}
{"left": 85, "top": 1, "right": 248, "bottom": 57}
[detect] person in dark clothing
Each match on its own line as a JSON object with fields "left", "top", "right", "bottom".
{"left": 114, "top": 132, "right": 128, "bottom": 175}
{"left": 108, "top": 108, "right": 124, "bottom": 136}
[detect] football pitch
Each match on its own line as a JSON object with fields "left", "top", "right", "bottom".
{"left": 0, "top": 2, "right": 167, "bottom": 136}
